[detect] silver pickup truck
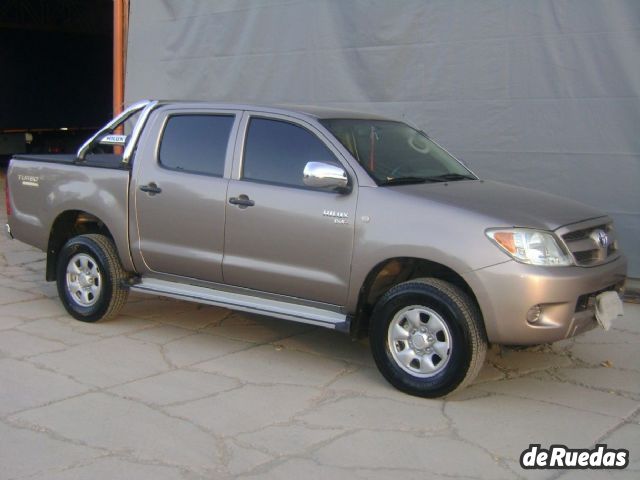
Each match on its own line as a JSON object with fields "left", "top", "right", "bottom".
{"left": 5, "top": 100, "right": 627, "bottom": 397}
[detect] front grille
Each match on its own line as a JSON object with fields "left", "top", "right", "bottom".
{"left": 562, "top": 224, "right": 607, "bottom": 242}
{"left": 560, "top": 221, "right": 618, "bottom": 267}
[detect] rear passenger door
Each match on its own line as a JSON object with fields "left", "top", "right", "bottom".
{"left": 223, "top": 113, "right": 358, "bottom": 306}
{"left": 133, "top": 108, "right": 239, "bottom": 282}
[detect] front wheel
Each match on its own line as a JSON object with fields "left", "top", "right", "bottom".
{"left": 370, "top": 278, "right": 487, "bottom": 398}
{"left": 56, "top": 234, "right": 129, "bottom": 322}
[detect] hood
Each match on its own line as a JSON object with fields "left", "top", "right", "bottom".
{"left": 391, "top": 180, "right": 605, "bottom": 230}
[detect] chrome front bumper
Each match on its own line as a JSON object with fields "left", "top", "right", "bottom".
{"left": 5, "top": 223, "right": 13, "bottom": 239}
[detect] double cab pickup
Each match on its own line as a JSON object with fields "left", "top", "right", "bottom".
{"left": 6, "top": 100, "right": 627, "bottom": 397}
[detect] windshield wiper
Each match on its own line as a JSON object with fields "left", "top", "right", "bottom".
{"left": 379, "top": 176, "right": 428, "bottom": 186}
{"left": 423, "top": 173, "right": 476, "bottom": 182}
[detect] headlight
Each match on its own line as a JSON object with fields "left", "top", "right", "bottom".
{"left": 486, "top": 228, "right": 572, "bottom": 266}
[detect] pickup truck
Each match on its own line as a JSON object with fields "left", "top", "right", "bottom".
{"left": 5, "top": 100, "right": 627, "bottom": 397}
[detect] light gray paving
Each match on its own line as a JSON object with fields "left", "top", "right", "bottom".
{"left": 1, "top": 182, "right": 639, "bottom": 479}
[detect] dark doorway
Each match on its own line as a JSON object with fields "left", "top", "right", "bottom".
{"left": 0, "top": 0, "right": 113, "bottom": 164}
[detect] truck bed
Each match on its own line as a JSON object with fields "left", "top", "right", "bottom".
{"left": 12, "top": 153, "right": 129, "bottom": 169}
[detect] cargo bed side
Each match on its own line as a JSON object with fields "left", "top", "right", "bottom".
{"left": 7, "top": 158, "right": 133, "bottom": 271}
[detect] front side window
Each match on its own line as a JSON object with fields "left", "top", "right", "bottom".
{"left": 320, "top": 119, "right": 476, "bottom": 185}
{"left": 243, "top": 118, "right": 338, "bottom": 188}
{"left": 159, "top": 114, "right": 234, "bottom": 176}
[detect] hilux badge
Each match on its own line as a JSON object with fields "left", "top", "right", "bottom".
{"left": 323, "top": 209, "right": 349, "bottom": 224}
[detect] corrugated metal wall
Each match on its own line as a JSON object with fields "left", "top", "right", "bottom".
{"left": 126, "top": 0, "right": 640, "bottom": 276}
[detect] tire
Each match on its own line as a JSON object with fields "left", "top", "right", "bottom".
{"left": 56, "top": 234, "right": 129, "bottom": 322}
{"left": 369, "top": 278, "right": 487, "bottom": 398}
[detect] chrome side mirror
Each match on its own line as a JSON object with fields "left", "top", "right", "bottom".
{"left": 303, "top": 161, "right": 350, "bottom": 192}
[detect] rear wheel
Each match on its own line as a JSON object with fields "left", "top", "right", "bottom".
{"left": 56, "top": 234, "right": 129, "bottom": 322}
{"left": 370, "top": 278, "right": 487, "bottom": 398}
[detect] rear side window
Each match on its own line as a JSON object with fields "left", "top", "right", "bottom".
{"left": 159, "top": 114, "right": 234, "bottom": 176}
{"left": 243, "top": 118, "right": 338, "bottom": 188}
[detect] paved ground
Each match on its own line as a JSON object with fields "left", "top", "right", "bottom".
{"left": 1, "top": 188, "right": 639, "bottom": 479}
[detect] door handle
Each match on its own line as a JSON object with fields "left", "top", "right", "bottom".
{"left": 229, "top": 195, "right": 255, "bottom": 208}
{"left": 139, "top": 182, "right": 162, "bottom": 195}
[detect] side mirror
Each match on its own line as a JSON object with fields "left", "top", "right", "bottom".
{"left": 98, "top": 133, "right": 128, "bottom": 147}
{"left": 303, "top": 161, "right": 350, "bottom": 192}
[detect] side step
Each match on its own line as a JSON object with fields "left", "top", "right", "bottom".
{"left": 129, "top": 278, "right": 350, "bottom": 332}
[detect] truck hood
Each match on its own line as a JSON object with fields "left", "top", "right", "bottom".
{"left": 392, "top": 180, "right": 605, "bottom": 230}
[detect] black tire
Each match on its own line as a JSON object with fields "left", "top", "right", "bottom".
{"left": 370, "top": 278, "right": 487, "bottom": 398}
{"left": 56, "top": 234, "right": 129, "bottom": 322}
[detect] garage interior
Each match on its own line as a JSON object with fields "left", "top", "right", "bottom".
{"left": 0, "top": 0, "right": 113, "bottom": 163}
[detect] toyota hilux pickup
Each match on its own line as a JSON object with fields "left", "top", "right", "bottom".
{"left": 5, "top": 100, "right": 627, "bottom": 397}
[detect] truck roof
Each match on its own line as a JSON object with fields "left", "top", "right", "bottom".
{"left": 149, "top": 100, "right": 391, "bottom": 121}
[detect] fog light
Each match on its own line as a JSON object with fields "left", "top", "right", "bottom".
{"left": 526, "top": 305, "right": 542, "bottom": 324}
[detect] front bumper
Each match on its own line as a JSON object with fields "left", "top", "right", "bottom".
{"left": 463, "top": 255, "right": 627, "bottom": 345}
{"left": 5, "top": 223, "right": 13, "bottom": 240}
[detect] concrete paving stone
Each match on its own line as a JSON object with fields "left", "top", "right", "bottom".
{"left": 473, "top": 362, "right": 506, "bottom": 384}
{"left": 445, "top": 394, "right": 623, "bottom": 460}
{"left": 225, "top": 440, "right": 274, "bottom": 476}
{"left": 109, "top": 369, "right": 240, "bottom": 406}
{"left": 555, "top": 367, "right": 640, "bottom": 396}
{"left": 491, "top": 349, "right": 573, "bottom": 374}
{"left": 24, "top": 259, "right": 46, "bottom": 271}
{"left": 274, "top": 328, "right": 375, "bottom": 367}
{"left": 120, "top": 297, "right": 198, "bottom": 319}
{"left": 236, "top": 424, "right": 344, "bottom": 457}
{"left": 4, "top": 250, "right": 45, "bottom": 266}
{"left": 602, "top": 422, "right": 640, "bottom": 471}
{"left": 11, "top": 392, "right": 224, "bottom": 476}
{"left": 27, "top": 456, "right": 204, "bottom": 480}
{"left": 16, "top": 317, "right": 100, "bottom": 345}
{"left": 244, "top": 458, "right": 460, "bottom": 480}
{"left": 155, "top": 305, "right": 233, "bottom": 330}
{"left": 60, "top": 314, "right": 158, "bottom": 337}
{"left": 327, "top": 366, "right": 426, "bottom": 402}
{"left": 127, "top": 324, "right": 197, "bottom": 344}
{"left": 0, "top": 422, "right": 104, "bottom": 480}
{"left": 475, "top": 377, "right": 639, "bottom": 418}
{"left": 29, "top": 336, "right": 171, "bottom": 387}
{"left": 35, "top": 281, "right": 59, "bottom": 298}
{"left": 312, "top": 431, "right": 512, "bottom": 478}
{"left": 0, "top": 275, "right": 39, "bottom": 291}
{"left": 0, "top": 265, "right": 32, "bottom": 276}
{"left": 299, "top": 395, "right": 448, "bottom": 431}
{"left": 612, "top": 303, "right": 640, "bottom": 333}
{"left": 16, "top": 272, "right": 48, "bottom": 282}
{"left": 575, "top": 327, "right": 640, "bottom": 344}
{"left": 0, "top": 358, "right": 90, "bottom": 416}
{"left": 203, "top": 313, "right": 312, "bottom": 343}
{"left": 0, "top": 241, "right": 37, "bottom": 254}
{"left": 0, "top": 330, "right": 66, "bottom": 358}
{"left": 166, "top": 384, "right": 321, "bottom": 436}
{"left": 0, "top": 315, "right": 25, "bottom": 330}
{"left": 162, "top": 332, "right": 251, "bottom": 368}
{"left": 0, "top": 285, "right": 42, "bottom": 305}
{"left": 569, "top": 343, "right": 640, "bottom": 372}
{"left": 0, "top": 297, "right": 66, "bottom": 319}
{"left": 558, "top": 469, "right": 639, "bottom": 479}
{"left": 193, "top": 344, "right": 347, "bottom": 386}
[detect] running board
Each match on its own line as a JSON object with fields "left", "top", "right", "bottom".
{"left": 129, "top": 278, "right": 349, "bottom": 332}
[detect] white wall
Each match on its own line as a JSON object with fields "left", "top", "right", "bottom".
{"left": 126, "top": 0, "right": 640, "bottom": 276}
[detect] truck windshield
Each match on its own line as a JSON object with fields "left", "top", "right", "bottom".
{"left": 320, "top": 119, "right": 476, "bottom": 185}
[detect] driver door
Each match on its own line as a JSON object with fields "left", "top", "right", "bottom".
{"left": 222, "top": 114, "right": 357, "bottom": 306}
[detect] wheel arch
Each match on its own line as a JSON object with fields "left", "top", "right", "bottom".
{"left": 45, "top": 210, "right": 117, "bottom": 281}
{"left": 352, "top": 256, "right": 483, "bottom": 337}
